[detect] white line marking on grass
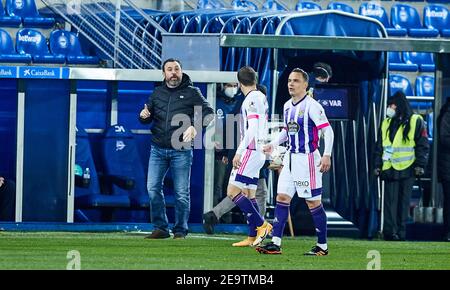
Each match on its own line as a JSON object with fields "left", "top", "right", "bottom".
{"left": 126, "top": 231, "right": 238, "bottom": 241}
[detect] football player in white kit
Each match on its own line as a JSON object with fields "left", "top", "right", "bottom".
{"left": 256, "top": 68, "right": 334, "bottom": 255}
{"left": 227, "top": 66, "right": 272, "bottom": 247}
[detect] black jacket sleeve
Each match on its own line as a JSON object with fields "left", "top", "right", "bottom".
{"left": 138, "top": 93, "right": 154, "bottom": 124}
{"left": 414, "top": 116, "right": 429, "bottom": 168}
{"left": 374, "top": 125, "right": 384, "bottom": 170}
{"left": 192, "top": 87, "right": 214, "bottom": 128}
{"left": 439, "top": 109, "right": 450, "bottom": 150}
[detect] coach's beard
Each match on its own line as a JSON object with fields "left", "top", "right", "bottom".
{"left": 167, "top": 76, "right": 181, "bottom": 88}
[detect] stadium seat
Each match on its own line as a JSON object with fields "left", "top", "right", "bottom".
{"left": 359, "top": 2, "right": 407, "bottom": 36}
{"left": 423, "top": 4, "right": 450, "bottom": 37}
{"left": 0, "top": 1, "right": 21, "bottom": 27}
{"left": 262, "top": 0, "right": 286, "bottom": 11}
{"left": 232, "top": 0, "right": 258, "bottom": 11}
{"left": 197, "top": 0, "right": 224, "bottom": 9}
{"left": 16, "top": 28, "right": 65, "bottom": 64}
{"left": 101, "top": 125, "right": 149, "bottom": 208}
{"left": 295, "top": 1, "right": 321, "bottom": 12}
{"left": 0, "top": 28, "right": 32, "bottom": 63}
{"left": 415, "top": 75, "right": 435, "bottom": 96}
{"left": 388, "top": 51, "right": 418, "bottom": 71}
{"left": 327, "top": 2, "right": 354, "bottom": 14}
{"left": 75, "top": 126, "right": 131, "bottom": 209}
{"left": 403, "top": 52, "right": 435, "bottom": 72}
{"left": 5, "top": 0, "right": 55, "bottom": 27}
{"left": 389, "top": 74, "right": 414, "bottom": 96}
{"left": 391, "top": 4, "right": 439, "bottom": 37}
{"left": 49, "top": 30, "right": 99, "bottom": 65}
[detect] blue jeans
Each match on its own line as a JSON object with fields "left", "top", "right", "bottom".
{"left": 147, "top": 145, "right": 193, "bottom": 235}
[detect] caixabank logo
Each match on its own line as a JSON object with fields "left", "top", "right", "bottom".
{"left": 0, "top": 66, "right": 17, "bottom": 78}
{"left": 19, "top": 67, "right": 69, "bottom": 79}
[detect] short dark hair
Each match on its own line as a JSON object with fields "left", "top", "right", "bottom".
{"left": 291, "top": 68, "right": 309, "bottom": 83}
{"left": 162, "top": 58, "right": 182, "bottom": 72}
{"left": 256, "top": 84, "right": 267, "bottom": 95}
{"left": 313, "top": 62, "right": 332, "bottom": 79}
{"left": 237, "top": 66, "right": 257, "bottom": 86}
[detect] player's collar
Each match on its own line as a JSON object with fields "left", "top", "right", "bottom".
{"left": 291, "top": 94, "right": 308, "bottom": 106}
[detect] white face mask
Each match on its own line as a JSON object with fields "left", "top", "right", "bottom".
{"left": 224, "top": 87, "right": 238, "bottom": 98}
{"left": 386, "top": 107, "right": 396, "bottom": 118}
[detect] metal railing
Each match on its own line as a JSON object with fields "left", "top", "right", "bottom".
{"left": 42, "top": 0, "right": 166, "bottom": 69}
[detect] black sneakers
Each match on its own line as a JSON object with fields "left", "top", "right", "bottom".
{"left": 202, "top": 211, "right": 218, "bottom": 235}
{"left": 144, "top": 229, "right": 170, "bottom": 239}
{"left": 255, "top": 242, "right": 282, "bottom": 255}
{"left": 173, "top": 232, "right": 186, "bottom": 239}
{"left": 304, "top": 245, "right": 328, "bottom": 256}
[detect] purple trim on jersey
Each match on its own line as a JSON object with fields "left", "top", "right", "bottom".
{"left": 235, "top": 174, "right": 259, "bottom": 185}
{"left": 307, "top": 117, "right": 320, "bottom": 152}
{"left": 312, "top": 125, "right": 319, "bottom": 151}
{"left": 311, "top": 188, "right": 322, "bottom": 197}
{"left": 288, "top": 104, "right": 297, "bottom": 152}
{"left": 296, "top": 111, "right": 306, "bottom": 153}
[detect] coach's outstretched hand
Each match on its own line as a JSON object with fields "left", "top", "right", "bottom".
{"left": 318, "top": 155, "right": 331, "bottom": 173}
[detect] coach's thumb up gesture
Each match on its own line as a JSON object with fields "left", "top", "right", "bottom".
{"left": 140, "top": 104, "right": 151, "bottom": 119}
{"left": 318, "top": 155, "right": 331, "bottom": 173}
{"left": 183, "top": 126, "right": 197, "bottom": 142}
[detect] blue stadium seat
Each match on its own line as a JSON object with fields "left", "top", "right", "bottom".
{"left": 168, "top": 11, "right": 198, "bottom": 33}
{"left": 102, "top": 125, "right": 149, "bottom": 208}
{"left": 423, "top": 4, "right": 450, "bottom": 37}
{"left": 0, "top": 28, "right": 32, "bottom": 63}
{"left": 388, "top": 51, "right": 418, "bottom": 71}
{"left": 359, "top": 2, "right": 407, "bottom": 36}
{"left": 232, "top": 0, "right": 258, "bottom": 11}
{"left": 16, "top": 28, "right": 65, "bottom": 64}
{"left": 327, "top": 2, "right": 354, "bottom": 14}
{"left": 415, "top": 75, "right": 435, "bottom": 96}
{"left": 6, "top": 0, "right": 55, "bottom": 27}
{"left": 295, "top": 1, "right": 321, "bottom": 12}
{"left": 49, "top": 30, "right": 99, "bottom": 65}
{"left": 197, "top": 0, "right": 224, "bottom": 9}
{"left": 389, "top": 74, "right": 414, "bottom": 96}
{"left": 0, "top": 0, "right": 21, "bottom": 27}
{"left": 391, "top": 4, "right": 439, "bottom": 37}
{"left": 262, "top": 0, "right": 286, "bottom": 11}
{"left": 403, "top": 52, "right": 435, "bottom": 72}
{"left": 75, "top": 126, "right": 130, "bottom": 209}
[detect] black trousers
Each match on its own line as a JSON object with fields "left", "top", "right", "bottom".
{"left": 383, "top": 177, "right": 415, "bottom": 239}
{"left": 441, "top": 181, "right": 450, "bottom": 235}
{"left": 0, "top": 179, "right": 15, "bottom": 221}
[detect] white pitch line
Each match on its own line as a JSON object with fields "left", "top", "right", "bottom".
{"left": 126, "top": 231, "right": 238, "bottom": 241}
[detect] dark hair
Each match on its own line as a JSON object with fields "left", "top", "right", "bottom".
{"left": 162, "top": 58, "right": 182, "bottom": 72}
{"left": 387, "top": 91, "right": 413, "bottom": 142}
{"left": 256, "top": 84, "right": 267, "bottom": 95}
{"left": 237, "top": 66, "right": 257, "bottom": 86}
{"left": 291, "top": 68, "right": 309, "bottom": 83}
{"left": 313, "top": 62, "right": 332, "bottom": 79}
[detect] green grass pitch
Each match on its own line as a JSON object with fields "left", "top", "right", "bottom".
{"left": 0, "top": 232, "right": 449, "bottom": 270}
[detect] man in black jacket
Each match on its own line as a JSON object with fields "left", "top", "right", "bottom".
{"left": 437, "top": 97, "right": 450, "bottom": 242}
{"left": 0, "top": 176, "right": 15, "bottom": 221}
{"left": 374, "top": 91, "right": 429, "bottom": 241}
{"left": 139, "top": 58, "right": 214, "bottom": 239}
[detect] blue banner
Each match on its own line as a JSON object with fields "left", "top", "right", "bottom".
{"left": 19, "top": 66, "right": 64, "bottom": 79}
{"left": 0, "top": 66, "right": 18, "bottom": 78}
{"left": 314, "top": 84, "right": 359, "bottom": 120}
